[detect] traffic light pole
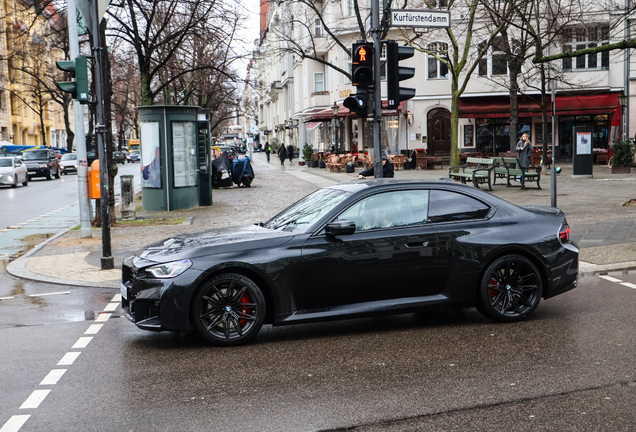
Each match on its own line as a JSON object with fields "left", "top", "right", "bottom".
{"left": 67, "top": 0, "right": 92, "bottom": 239}
{"left": 371, "top": 0, "right": 383, "bottom": 178}
{"left": 90, "top": 0, "right": 113, "bottom": 270}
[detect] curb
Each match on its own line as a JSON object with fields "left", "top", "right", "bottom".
{"left": 5, "top": 224, "right": 119, "bottom": 289}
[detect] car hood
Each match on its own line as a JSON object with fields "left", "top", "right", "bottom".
{"left": 135, "top": 224, "right": 294, "bottom": 262}
{"left": 60, "top": 160, "right": 77, "bottom": 166}
{"left": 0, "top": 167, "right": 15, "bottom": 174}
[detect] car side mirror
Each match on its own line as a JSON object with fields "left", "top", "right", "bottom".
{"left": 325, "top": 219, "right": 356, "bottom": 236}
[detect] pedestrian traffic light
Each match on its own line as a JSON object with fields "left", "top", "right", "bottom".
{"left": 386, "top": 40, "right": 415, "bottom": 109}
{"left": 344, "top": 42, "right": 374, "bottom": 118}
{"left": 351, "top": 42, "right": 374, "bottom": 88}
{"left": 56, "top": 55, "right": 90, "bottom": 104}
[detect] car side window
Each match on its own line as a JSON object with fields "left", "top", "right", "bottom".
{"left": 428, "top": 190, "right": 490, "bottom": 223}
{"left": 338, "top": 190, "right": 429, "bottom": 232}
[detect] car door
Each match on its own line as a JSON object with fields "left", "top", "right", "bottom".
{"left": 15, "top": 159, "right": 26, "bottom": 182}
{"left": 301, "top": 189, "right": 439, "bottom": 310}
{"left": 427, "top": 189, "right": 493, "bottom": 294}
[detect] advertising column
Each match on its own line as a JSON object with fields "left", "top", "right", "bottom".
{"left": 572, "top": 126, "right": 594, "bottom": 178}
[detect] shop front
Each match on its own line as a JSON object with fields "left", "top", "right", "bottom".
{"left": 459, "top": 93, "right": 621, "bottom": 161}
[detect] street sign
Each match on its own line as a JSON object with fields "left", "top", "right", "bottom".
{"left": 76, "top": 0, "right": 110, "bottom": 35}
{"left": 389, "top": 9, "right": 451, "bottom": 28}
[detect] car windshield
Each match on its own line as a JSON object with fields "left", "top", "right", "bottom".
{"left": 22, "top": 150, "right": 48, "bottom": 160}
{"left": 0, "top": 159, "right": 12, "bottom": 167}
{"left": 61, "top": 154, "right": 77, "bottom": 161}
{"left": 264, "top": 188, "right": 351, "bottom": 233}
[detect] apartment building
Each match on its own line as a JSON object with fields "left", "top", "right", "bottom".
{"left": 0, "top": 0, "right": 70, "bottom": 148}
{"left": 251, "top": 0, "right": 633, "bottom": 162}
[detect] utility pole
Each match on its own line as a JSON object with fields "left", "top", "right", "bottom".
{"left": 90, "top": 0, "right": 113, "bottom": 269}
{"left": 67, "top": 0, "right": 92, "bottom": 238}
{"left": 372, "top": 0, "right": 382, "bottom": 178}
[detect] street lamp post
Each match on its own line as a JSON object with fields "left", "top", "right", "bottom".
{"left": 331, "top": 101, "right": 339, "bottom": 152}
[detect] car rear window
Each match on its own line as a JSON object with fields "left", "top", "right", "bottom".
{"left": 428, "top": 190, "right": 490, "bottom": 223}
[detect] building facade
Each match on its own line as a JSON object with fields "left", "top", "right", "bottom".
{"left": 250, "top": 1, "right": 635, "bottom": 162}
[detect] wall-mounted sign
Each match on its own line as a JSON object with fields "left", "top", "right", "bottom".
{"left": 389, "top": 9, "right": 451, "bottom": 28}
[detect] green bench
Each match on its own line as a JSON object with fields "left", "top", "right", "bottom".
{"left": 449, "top": 157, "right": 496, "bottom": 191}
{"left": 493, "top": 157, "right": 541, "bottom": 189}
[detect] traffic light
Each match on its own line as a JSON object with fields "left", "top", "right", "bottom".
{"left": 344, "top": 42, "right": 374, "bottom": 118}
{"left": 56, "top": 56, "right": 89, "bottom": 104}
{"left": 386, "top": 40, "right": 415, "bottom": 109}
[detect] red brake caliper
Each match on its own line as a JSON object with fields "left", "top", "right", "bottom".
{"left": 239, "top": 294, "right": 250, "bottom": 327}
{"left": 489, "top": 279, "right": 497, "bottom": 298}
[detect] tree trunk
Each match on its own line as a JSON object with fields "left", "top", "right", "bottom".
{"left": 509, "top": 63, "right": 520, "bottom": 152}
{"left": 450, "top": 81, "right": 460, "bottom": 167}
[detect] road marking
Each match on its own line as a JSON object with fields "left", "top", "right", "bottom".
{"left": 599, "top": 275, "right": 623, "bottom": 283}
{"left": 85, "top": 324, "right": 103, "bottom": 334}
{"left": 71, "top": 337, "right": 93, "bottom": 349}
{"left": 0, "top": 415, "right": 30, "bottom": 432}
{"left": 57, "top": 352, "right": 81, "bottom": 366}
{"left": 103, "top": 302, "right": 118, "bottom": 312}
{"left": 29, "top": 291, "right": 70, "bottom": 297}
{"left": 112, "top": 294, "right": 122, "bottom": 302}
{"left": 0, "top": 297, "right": 15, "bottom": 301}
{"left": 95, "top": 313, "right": 111, "bottom": 322}
{"left": 19, "top": 390, "right": 50, "bottom": 409}
{"left": 40, "top": 369, "right": 67, "bottom": 386}
{"left": 620, "top": 282, "right": 636, "bottom": 289}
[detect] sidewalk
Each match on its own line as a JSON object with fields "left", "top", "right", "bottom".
{"left": 7, "top": 152, "right": 636, "bottom": 288}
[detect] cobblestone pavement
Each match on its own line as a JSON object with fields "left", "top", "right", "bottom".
{"left": 8, "top": 152, "right": 636, "bottom": 287}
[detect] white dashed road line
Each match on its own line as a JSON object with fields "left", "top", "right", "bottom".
{"left": 599, "top": 275, "right": 623, "bottom": 283}
{"left": 29, "top": 291, "right": 71, "bottom": 298}
{"left": 0, "top": 294, "right": 121, "bottom": 432}
{"left": 619, "top": 282, "right": 636, "bottom": 289}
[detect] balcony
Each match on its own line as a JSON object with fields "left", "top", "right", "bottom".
{"left": 311, "top": 91, "right": 330, "bottom": 107}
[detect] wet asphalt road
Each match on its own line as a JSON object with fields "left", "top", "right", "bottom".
{"left": 1, "top": 271, "right": 634, "bottom": 431}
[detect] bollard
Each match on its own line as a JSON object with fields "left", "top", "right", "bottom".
{"left": 120, "top": 175, "right": 136, "bottom": 221}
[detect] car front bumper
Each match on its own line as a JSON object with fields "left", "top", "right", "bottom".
{"left": 25, "top": 166, "right": 50, "bottom": 177}
{"left": 0, "top": 175, "right": 17, "bottom": 185}
{"left": 121, "top": 256, "right": 203, "bottom": 332}
{"left": 61, "top": 164, "right": 78, "bottom": 173}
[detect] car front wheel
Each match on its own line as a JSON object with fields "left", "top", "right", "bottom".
{"left": 191, "top": 273, "right": 266, "bottom": 346}
{"left": 54, "top": 167, "right": 60, "bottom": 179}
{"left": 478, "top": 254, "right": 543, "bottom": 322}
{"left": 23, "top": 175, "right": 28, "bottom": 186}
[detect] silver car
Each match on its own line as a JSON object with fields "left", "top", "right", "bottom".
{"left": 0, "top": 156, "right": 28, "bottom": 188}
{"left": 59, "top": 153, "right": 78, "bottom": 175}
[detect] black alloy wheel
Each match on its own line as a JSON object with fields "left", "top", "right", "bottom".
{"left": 46, "top": 169, "right": 52, "bottom": 180}
{"left": 478, "top": 255, "right": 543, "bottom": 322}
{"left": 191, "top": 273, "right": 266, "bottom": 346}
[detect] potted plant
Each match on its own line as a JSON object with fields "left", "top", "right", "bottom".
{"left": 318, "top": 153, "right": 326, "bottom": 169}
{"left": 344, "top": 154, "right": 355, "bottom": 173}
{"left": 309, "top": 153, "right": 319, "bottom": 167}
{"left": 302, "top": 143, "right": 314, "bottom": 166}
{"left": 610, "top": 140, "right": 634, "bottom": 174}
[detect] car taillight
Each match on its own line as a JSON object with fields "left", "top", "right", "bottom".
{"left": 559, "top": 225, "right": 570, "bottom": 241}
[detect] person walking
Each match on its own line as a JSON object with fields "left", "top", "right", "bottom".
{"left": 358, "top": 155, "right": 394, "bottom": 179}
{"left": 287, "top": 144, "right": 294, "bottom": 163}
{"left": 265, "top": 142, "right": 271, "bottom": 162}
{"left": 516, "top": 133, "right": 532, "bottom": 168}
{"left": 278, "top": 144, "right": 287, "bottom": 166}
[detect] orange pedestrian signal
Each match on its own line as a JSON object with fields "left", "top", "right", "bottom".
{"left": 353, "top": 43, "right": 373, "bottom": 65}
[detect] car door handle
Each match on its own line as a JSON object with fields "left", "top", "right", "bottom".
{"left": 405, "top": 241, "right": 428, "bottom": 248}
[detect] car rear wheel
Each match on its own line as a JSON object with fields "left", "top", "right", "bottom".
{"left": 478, "top": 254, "right": 542, "bottom": 322}
{"left": 191, "top": 273, "right": 266, "bottom": 346}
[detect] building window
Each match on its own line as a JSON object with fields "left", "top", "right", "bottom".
{"left": 380, "top": 44, "right": 386, "bottom": 81}
{"left": 477, "top": 36, "right": 516, "bottom": 77}
{"left": 425, "top": 0, "right": 448, "bottom": 8}
{"left": 427, "top": 42, "right": 449, "bottom": 80}
{"left": 314, "top": 18, "right": 323, "bottom": 37}
{"left": 562, "top": 25, "right": 609, "bottom": 71}
{"left": 343, "top": 0, "right": 355, "bottom": 17}
{"left": 314, "top": 72, "right": 324, "bottom": 92}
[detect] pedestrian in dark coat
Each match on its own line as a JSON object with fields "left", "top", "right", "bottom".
{"left": 287, "top": 144, "right": 294, "bottom": 163}
{"left": 278, "top": 144, "right": 287, "bottom": 166}
{"left": 358, "top": 155, "right": 394, "bottom": 178}
{"left": 516, "top": 133, "right": 532, "bottom": 168}
{"left": 265, "top": 142, "right": 271, "bottom": 162}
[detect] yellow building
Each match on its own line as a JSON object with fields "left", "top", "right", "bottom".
{"left": 0, "top": 0, "right": 71, "bottom": 148}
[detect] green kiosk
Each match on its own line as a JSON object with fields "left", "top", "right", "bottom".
{"left": 137, "top": 105, "right": 212, "bottom": 211}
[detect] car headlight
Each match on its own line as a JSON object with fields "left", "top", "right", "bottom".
{"left": 146, "top": 259, "right": 192, "bottom": 279}
{"left": 6, "top": 175, "right": 13, "bottom": 182}
{"left": 73, "top": 165, "right": 78, "bottom": 169}
{"left": 39, "top": 163, "right": 48, "bottom": 168}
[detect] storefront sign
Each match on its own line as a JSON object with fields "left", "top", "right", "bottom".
{"left": 339, "top": 89, "right": 353, "bottom": 98}
{"left": 389, "top": 10, "right": 451, "bottom": 28}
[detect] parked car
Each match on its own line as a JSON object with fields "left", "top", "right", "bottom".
{"left": 59, "top": 153, "right": 79, "bottom": 175}
{"left": 0, "top": 156, "right": 28, "bottom": 187}
{"left": 21, "top": 149, "right": 60, "bottom": 180}
{"left": 128, "top": 150, "right": 140, "bottom": 163}
{"left": 113, "top": 150, "right": 127, "bottom": 164}
{"left": 121, "top": 179, "right": 579, "bottom": 346}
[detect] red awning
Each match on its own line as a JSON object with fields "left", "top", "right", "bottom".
{"left": 458, "top": 93, "right": 621, "bottom": 118}
{"left": 306, "top": 101, "right": 407, "bottom": 121}
{"left": 305, "top": 121, "right": 322, "bottom": 130}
